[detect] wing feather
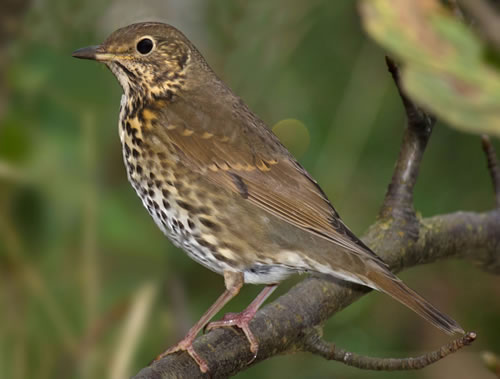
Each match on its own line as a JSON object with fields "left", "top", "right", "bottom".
{"left": 152, "top": 92, "right": 385, "bottom": 266}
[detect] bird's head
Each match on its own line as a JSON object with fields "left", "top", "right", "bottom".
{"left": 73, "top": 22, "right": 199, "bottom": 99}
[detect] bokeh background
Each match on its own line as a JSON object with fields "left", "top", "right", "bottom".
{"left": 1, "top": 0, "right": 499, "bottom": 378}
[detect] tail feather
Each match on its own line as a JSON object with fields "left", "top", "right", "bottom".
{"left": 366, "top": 270, "right": 464, "bottom": 335}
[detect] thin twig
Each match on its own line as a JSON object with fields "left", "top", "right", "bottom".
{"left": 458, "top": 0, "right": 500, "bottom": 50}
{"left": 302, "top": 329, "right": 477, "bottom": 370}
{"left": 481, "top": 135, "right": 500, "bottom": 208}
{"left": 380, "top": 57, "right": 436, "bottom": 220}
{"left": 447, "top": 0, "right": 466, "bottom": 20}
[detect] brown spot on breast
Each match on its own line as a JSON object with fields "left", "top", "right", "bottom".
{"left": 221, "top": 242, "right": 243, "bottom": 255}
{"left": 213, "top": 199, "right": 226, "bottom": 209}
{"left": 196, "top": 237, "right": 216, "bottom": 252}
{"left": 195, "top": 190, "right": 207, "bottom": 201}
{"left": 177, "top": 200, "right": 194, "bottom": 212}
{"left": 212, "top": 252, "right": 237, "bottom": 267}
{"left": 198, "top": 206, "right": 212, "bottom": 215}
{"left": 199, "top": 218, "right": 221, "bottom": 232}
{"left": 126, "top": 122, "right": 133, "bottom": 136}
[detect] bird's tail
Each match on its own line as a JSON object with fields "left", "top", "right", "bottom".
{"left": 366, "top": 269, "right": 464, "bottom": 335}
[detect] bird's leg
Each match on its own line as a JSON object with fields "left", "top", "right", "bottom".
{"left": 205, "top": 283, "right": 278, "bottom": 363}
{"left": 154, "top": 271, "right": 244, "bottom": 373}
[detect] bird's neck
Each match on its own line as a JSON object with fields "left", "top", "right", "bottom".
{"left": 117, "top": 87, "right": 171, "bottom": 155}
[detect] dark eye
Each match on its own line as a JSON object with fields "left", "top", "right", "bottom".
{"left": 136, "top": 38, "right": 154, "bottom": 55}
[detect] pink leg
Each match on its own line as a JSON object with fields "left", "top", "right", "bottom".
{"left": 154, "top": 271, "right": 244, "bottom": 373}
{"left": 205, "top": 284, "right": 278, "bottom": 363}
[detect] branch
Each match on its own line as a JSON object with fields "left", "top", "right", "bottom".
{"left": 457, "top": 0, "right": 500, "bottom": 50}
{"left": 301, "top": 329, "right": 476, "bottom": 370}
{"left": 380, "top": 57, "right": 435, "bottom": 222}
{"left": 132, "top": 60, "right": 500, "bottom": 378}
{"left": 482, "top": 135, "right": 500, "bottom": 208}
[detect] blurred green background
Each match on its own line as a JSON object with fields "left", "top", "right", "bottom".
{"left": 1, "top": 0, "right": 499, "bottom": 378}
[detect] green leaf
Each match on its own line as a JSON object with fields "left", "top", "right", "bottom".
{"left": 359, "top": 0, "right": 500, "bottom": 137}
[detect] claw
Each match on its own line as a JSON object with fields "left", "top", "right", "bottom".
{"left": 203, "top": 284, "right": 278, "bottom": 366}
{"left": 151, "top": 273, "right": 249, "bottom": 373}
{"left": 153, "top": 338, "right": 209, "bottom": 373}
{"left": 205, "top": 310, "right": 260, "bottom": 364}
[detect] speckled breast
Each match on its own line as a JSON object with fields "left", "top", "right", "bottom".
{"left": 117, "top": 95, "right": 237, "bottom": 276}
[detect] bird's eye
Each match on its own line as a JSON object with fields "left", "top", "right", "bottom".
{"left": 136, "top": 38, "right": 154, "bottom": 55}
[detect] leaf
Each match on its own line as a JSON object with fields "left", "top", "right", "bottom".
{"left": 359, "top": 0, "right": 500, "bottom": 137}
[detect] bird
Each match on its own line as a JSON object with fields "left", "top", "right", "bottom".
{"left": 72, "top": 22, "right": 464, "bottom": 373}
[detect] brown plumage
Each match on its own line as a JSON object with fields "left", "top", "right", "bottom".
{"left": 73, "top": 22, "right": 463, "bottom": 372}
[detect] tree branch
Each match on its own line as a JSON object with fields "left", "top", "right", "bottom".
{"left": 132, "top": 59, "right": 500, "bottom": 378}
{"left": 457, "top": 0, "right": 500, "bottom": 50}
{"left": 380, "top": 57, "right": 435, "bottom": 222}
{"left": 482, "top": 135, "right": 500, "bottom": 208}
{"left": 301, "top": 329, "right": 476, "bottom": 370}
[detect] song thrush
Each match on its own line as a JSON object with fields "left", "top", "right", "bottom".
{"left": 73, "top": 22, "right": 463, "bottom": 372}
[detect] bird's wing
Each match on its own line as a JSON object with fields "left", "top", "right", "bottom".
{"left": 153, "top": 93, "right": 385, "bottom": 265}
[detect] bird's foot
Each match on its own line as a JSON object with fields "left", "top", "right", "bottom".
{"left": 153, "top": 335, "right": 209, "bottom": 373}
{"left": 205, "top": 309, "right": 259, "bottom": 364}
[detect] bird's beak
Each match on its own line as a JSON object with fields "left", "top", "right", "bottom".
{"left": 72, "top": 45, "right": 114, "bottom": 61}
